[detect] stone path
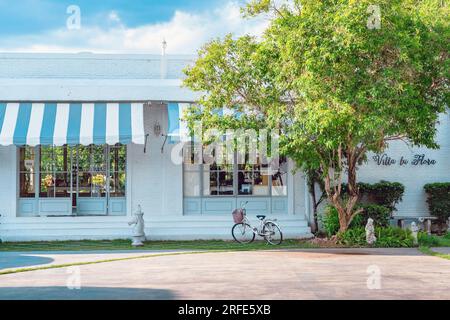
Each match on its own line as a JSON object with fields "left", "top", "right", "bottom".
{"left": 1, "top": 248, "right": 450, "bottom": 300}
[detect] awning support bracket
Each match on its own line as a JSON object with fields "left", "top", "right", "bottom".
{"left": 161, "top": 134, "right": 168, "bottom": 154}
{"left": 143, "top": 134, "right": 150, "bottom": 153}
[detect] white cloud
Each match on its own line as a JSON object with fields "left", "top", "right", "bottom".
{"left": 108, "top": 11, "right": 121, "bottom": 24}
{"left": 0, "top": 1, "right": 269, "bottom": 54}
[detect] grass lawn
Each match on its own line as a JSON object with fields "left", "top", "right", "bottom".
{"left": 1, "top": 232, "right": 449, "bottom": 253}
{"left": 418, "top": 233, "right": 450, "bottom": 247}
{"left": 0, "top": 239, "right": 319, "bottom": 252}
{"left": 417, "top": 233, "right": 450, "bottom": 261}
{"left": 419, "top": 247, "right": 450, "bottom": 261}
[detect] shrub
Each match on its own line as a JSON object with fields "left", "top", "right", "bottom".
{"left": 424, "top": 183, "right": 450, "bottom": 222}
{"left": 337, "top": 227, "right": 366, "bottom": 246}
{"left": 356, "top": 204, "right": 391, "bottom": 227}
{"left": 418, "top": 232, "right": 441, "bottom": 247}
{"left": 360, "top": 181, "right": 405, "bottom": 213}
{"left": 337, "top": 227, "right": 414, "bottom": 247}
{"left": 321, "top": 204, "right": 389, "bottom": 237}
{"left": 320, "top": 206, "right": 341, "bottom": 237}
{"left": 375, "top": 227, "right": 414, "bottom": 248}
{"left": 321, "top": 206, "right": 367, "bottom": 237}
{"left": 322, "top": 181, "right": 404, "bottom": 237}
{"left": 342, "top": 180, "right": 405, "bottom": 214}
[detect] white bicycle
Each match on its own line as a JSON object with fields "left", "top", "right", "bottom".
{"left": 231, "top": 201, "right": 283, "bottom": 245}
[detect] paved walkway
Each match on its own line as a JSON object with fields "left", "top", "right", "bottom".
{"left": 432, "top": 247, "right": 450, "bottom": 255}
{"left": 0, "top": 250, "right": 198, "bottom": 272}
{"left": 1, "top": 248, "right": 450, "bottom": 300}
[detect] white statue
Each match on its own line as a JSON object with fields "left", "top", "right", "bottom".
{"left": 365, "top": 218, "right": 377, "bottom": 245}
{"left": 410, "top": 221, "right": 419, "bottom": 245}
{"left": 128, "top": 205, "right": 146, "bottom": 247}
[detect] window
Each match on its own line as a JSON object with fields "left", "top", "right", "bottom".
{"left": 183, "top": 146, "right": 288, "bottom": 198}
{"left": 183, "top": 143, "right": 202, "bottom": 197}
{"left": 76, "top": 145, "right": 107, "bottom": 198}
{"left": 271, "top": 158, "right": 288, "bottom": 197}
{"left": 19, "top": 147, "right": 36, "bottom": 198}
{"left": 109, "top": 144, "right": 126, "bottom": 197}
{"left": 238, "top": 156, "right": 270, "bottom": 196}
{"left": 39, "top": 146, "right": 70, "bottom": 198}
{"left": 204, "top": 162, "right": 234, "bottom": 196}
{"left": 18, "top": 144, "right": 127, "bottom": 216}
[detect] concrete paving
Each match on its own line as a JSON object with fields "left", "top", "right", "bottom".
{"left": 432, "top": 247, "right": 450, "bottom": 255}
{"left": 0, "top": 250, "right": 198, "bottom": 272}
{"left": 1, "top": 248, "right": 450, "bottom": 300}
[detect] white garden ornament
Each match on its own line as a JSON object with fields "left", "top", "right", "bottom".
{"left": 410, "top": 222, "right": 419, "bottom": 245}
{"left": 365, "top": 218, "right": 377, "bottom": 245}
{"left": 128, "top": 205, "right": 146, "bottom": 247}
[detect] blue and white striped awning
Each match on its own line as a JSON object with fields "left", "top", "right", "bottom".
{"left": 167, "top": 102, "right": 190, "bottom": 142}
{"left": 0, "top": 102, "right": 145, "bottom": 146}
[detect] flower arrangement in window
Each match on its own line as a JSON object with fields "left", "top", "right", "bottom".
{"left": 43, "top": 174, "right": 54, "bottom": 187}
{"left": 90, "top": 173, "right": 106, "bottom": 197}
{"left": 91, "top": 174, "right": 106, "bottom": 186}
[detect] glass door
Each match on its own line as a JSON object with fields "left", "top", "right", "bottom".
{"left": 36, "top": 146, "right": 72, "bottom": 216}
{"left": 74, "top": 145, "right": 108, "bottom": 215}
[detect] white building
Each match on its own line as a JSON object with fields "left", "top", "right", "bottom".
{"left": 0, "top": 53, "right": 448, "bottom": 242}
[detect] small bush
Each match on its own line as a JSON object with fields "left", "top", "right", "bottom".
{"left": 375, "top": 227, "right": 414, "bottom": 248}
{"left": 360, "top": 181, "right": 405, "bottom": 213}
{"left": 320, "top": 206, "right": 341, "bottom": 237}
{"left": 321, "top": 206, "right": 367, "bottom": 237}
{"left": 337, "top": 227, "right": 366, "bottom": 246}
{"left": 337, "top": 227, "right": 414, "bottom": 247}
{"left": 418, "top": 232, "right": 441, "bottom": 247}
{"left": 342, "top": 180, "right": 405, "bottom": 214}
{"left": 321, "top": 204, "right": 390, "bottom": 237}
{"left": 424, "top": 183, "right": 450, "bottom": 222}
{"left": 355, "top": 204, "right": 391, "bottom": 228}
{"left": 321, "top": 181, "right": 405, "bottom": 237}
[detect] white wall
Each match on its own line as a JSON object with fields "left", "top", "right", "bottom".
{"left": 128, "top": 103, "right": 183, "bottom": 217}
{"left": 293, "top": 171, "right": 307, "bottom": 217}
{"left": 0, "top": 146, "right": 16, "bottom": 219}
{"left": 358, "top": 113, "right": 450, "bottom": 217}
{"left": 0, "top": 53, "right": 201, "bottom": 102}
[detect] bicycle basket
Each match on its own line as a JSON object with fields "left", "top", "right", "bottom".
{"left": 232, "top": 209, "right": 244, "bottom": 224}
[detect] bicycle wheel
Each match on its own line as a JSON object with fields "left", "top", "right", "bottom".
{"left": 263, "top": 222, "right": 283, "bottom": 245}
{"left": 232, "top": 223, "right": 255, "bottom": 244}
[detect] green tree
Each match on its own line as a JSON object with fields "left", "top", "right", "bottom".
{"left": 183, "top": 0, "right": 449, "bottom": 232}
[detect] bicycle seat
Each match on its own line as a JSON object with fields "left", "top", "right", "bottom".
{"left": 256, "top": 215, "right": 266, "bottom": 220}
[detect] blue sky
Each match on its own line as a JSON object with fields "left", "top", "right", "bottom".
{"left": 0, "top": 0, "right": 267, "bottom": 53}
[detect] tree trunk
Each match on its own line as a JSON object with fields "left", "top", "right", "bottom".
{"left": 306, "top": 170, "right": 326, "bottom": 235}
{"left": 334, "top": 193, "right": 361, "bottom": 233}
{"left": 309, "top": 179, "right": 318, "bottom": 233}
{"left": 323, "top": 146, "right": 363, "bottom": 233}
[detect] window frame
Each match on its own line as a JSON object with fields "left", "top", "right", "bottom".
{"left": 38, "top": 145, "right": 71, "bottom": 198}
{"left": 18, "top": 144, "right": 127, "bottom": 216}
{"left": 183, "top": 146, "right": 288, "bottom": 199}
{"left": 18, "top": 147, "right": 37, "bottom": 198}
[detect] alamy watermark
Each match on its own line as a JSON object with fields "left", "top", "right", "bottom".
{"left": 171, "top": 123, "right": 281, "bottom": 174}
{"left": 366, "top": 265, "right": 382, "bottom": 290}
{"left": 66, "top": 266, "right": 81, "bottom": 290}
{"left": 66, "top": 5, "right": 81, "bottom": 30}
